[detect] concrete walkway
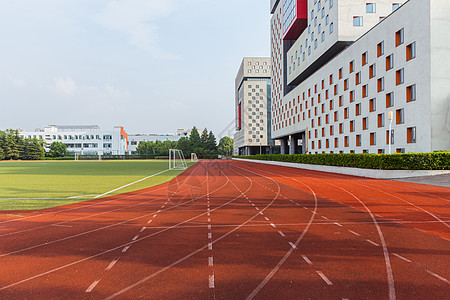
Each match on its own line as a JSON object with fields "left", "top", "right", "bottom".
{"left": 392, "top": 173, "right": 450, "bottom": 188}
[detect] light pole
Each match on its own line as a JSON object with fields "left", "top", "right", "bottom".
{"left": 388, "top": 111, "right": 393, "bottom": 154}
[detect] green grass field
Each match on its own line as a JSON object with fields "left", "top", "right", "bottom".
{"left": 0, "top": 160, "right": 194, "bottom": 211}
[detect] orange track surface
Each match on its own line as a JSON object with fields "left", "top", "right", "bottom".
{"left": 0, "top": 160, "right": 448, "bottom": 299}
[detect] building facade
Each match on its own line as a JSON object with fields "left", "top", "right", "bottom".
{"left": 19, "top": 125, "right": 128, "bottom": 155}
{"left": 234, "top": 57, "right": 278, "bottom": 155}
{"left": 127, "top": 129, "right": 191, "bottom": 154}
{"left": 270, "top": 0, "right": 450, "bottom": 154}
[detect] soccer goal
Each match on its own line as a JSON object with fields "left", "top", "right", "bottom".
{"left": 191, "top": 153, "right": 198, "bottom": 162}
{"left": 169, "top": 149, "right": 188, "bottom": 170}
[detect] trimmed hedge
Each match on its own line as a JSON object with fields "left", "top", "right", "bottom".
{"left": 42, "top": 157, "right": 75, "bottom": 161}
{"left": 233, "top": 152, "right": 450, "bottom": 170}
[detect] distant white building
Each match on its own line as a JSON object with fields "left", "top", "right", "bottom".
{"left": 19, "top": 125, "right": 128, "bottom": 155}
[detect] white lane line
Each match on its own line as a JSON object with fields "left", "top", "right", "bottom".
{"left": 392, "top": 253, "right": 411, "bottom": 263}
{"left": 140, "top": 227, "right": 146, "bottom": 233}
{"left": 303, "top": 207, "right": 308, "bottom": 210}
{"left": 366, "top": 239, "right": 380, "bottom": 247}
{"left": 86, "top": 279, "right": 101, "bottom": 292}
{"left": 157, "top": 210, "right": 161, "bottom": 213}
{"left": 333, "top": 222, "right": 343, "bottom": 227}
{"left": 51, "top": 224, "right": 73, "bottom": 228}
{"left": 132, "top": 235, "right": 139, "bottom": 241}
{"left": 208, "top": 224, "right": 212, "bottom": 230}
{"left": 209, "top": 275, "right": 215, "bottom": 288}
{"left": 264, "top": 217, "right": 270, "bottom": 221}
{"left": 208, "top": 243, "right": 212, "bottom": 250}
{"left": 427, "top": 270, "right": 450, "bottom": 285}
{"left": 321, "top": 216, "right": 330, "bottom": 220}
{"left": 270, "top": 223, "right": 276, "bottom": 228}
{"left": 208, "top": 257, "right": 214, "bottom": 267}
{"left": 208, "top": 232, "right": 212, "bottom": 239}
{"left": 256, "top": 207, "right": 260, "bottom": 211}
{"left": 289, "top": 242, "right": 297, "bottom": 249}
{"left": 251, "top": 203, "right": 255, "bottom": 206}
{"left": 259, "top": 212, "right": 264, "bottom": 215}
{"left": 316, "top": 271, "right": 333, "bottom": 285}
{"left": 152, "top": 214, "right": 157, "bottom": 218}
{"left": 105, "top": 258, "right": 119, "bottom": 271}
{"left": 208, "top": 218, "right": 211, "bottom": 222}
{"left": 122, "top": 246, "right": 130, "bottom": 253}
{"left": 147, "top": 220, "right": 152, "bottom": 224}
{"left": 207, "top": 212, "right": 211, "bottom": 216}
{"left": 301, "top": 255, "right": 313, "bottom": 266}
{"left": 441, "top": 236, "right": 450, "bottom": 242}
{"left": 278, "top": 231, "right": 286, "bottom": 237}
{"left": 94, "top": 169, "right": 171, "bottom": 199}
{"left": 348, "top": 230, "right": 361, "bottom": 237}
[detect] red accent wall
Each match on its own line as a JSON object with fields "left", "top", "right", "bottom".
{"left": 238, "top": 104, "right": 242, "bottom": 130}
{"left": 120, "top": 126, "right": 128, "bottom": 150}
{"left": 283, "top": 0, "right": 308, "bottom": 40}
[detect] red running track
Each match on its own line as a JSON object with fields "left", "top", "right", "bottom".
{"left": 0, "top": 160, "right": 449, "bottom": 299}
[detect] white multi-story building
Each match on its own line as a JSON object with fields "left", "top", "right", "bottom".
{"left": 270, "top": 0, "right": 450, "bottom": 154}
{"left": 234, "top": 57, "right": 280, "bottom": 155}
{"left": 127, "top": 129, "right": 191, "bottom": 154}
{"left": 19, "top": 125, "right": 128, "bottom": 155}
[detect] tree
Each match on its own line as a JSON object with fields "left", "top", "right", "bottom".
{"left": 4, "top": 130, "right": 22, "bottom": 160}
{"left": 206, "top": 131, "right": 217, "bottom": 152}
{"left": 177, "top": 136, "right": 191, "bottom": 157}
{"left": 0, "top": 147, "right": 4, "bottom": 160}
{"left": 49, "top": 141, "right": 68, "bottom": 157}
{"left": 24, "top": 139, "right": 45, "bottom": 160}
{"left": 218, "top": 137, "right": 233, "bottom": 156}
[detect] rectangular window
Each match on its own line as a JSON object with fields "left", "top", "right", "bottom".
{"left": 406, "top": 42, "right": 416, "bottom": 60}
{"left": 335, "top": 138, "right": 339, "bottom": 148}
{"left": 339, "top": 68, "right": 343, "bottom": 79}
{"left": 339, "top": 123, "right": 344, "bottom": 134}
{"left": 394, "top": 69, "right": 404, "bottom": 86}
{"left": 369, "top": 64, "right": 376, "bottom": 78}
{"left": 396, "top": 108, "right": 404, "bottom": 124}
{"left": 330, "top": 125, "right": 334, "bottom": 136}
{"left": 349, "top": 61, "right": 354, "bottom": 73}
{"left": 344, "top": 79, "right": 349, "bottom": 91}
{"left": 353, "top": 16, "right": 363, "bottom": 27}
{"left": 392, "top": 3, "right": 401, "bottom": 11}
{"left": 334, "top": 111, "right": 338, "bottom": 122}
{"left": 378, "top": 113, "right": 385, "bottom": 127}
{"left": 370, "top": 132, "right": 376, "bottom": 145}
{"left": 378, "top": 77, "right": 385, "bottom": 92}
{"left": 339, "top": 96, "right": 343, "bottom": 107}
{"left": 355, "top": 72, "right": 361, "bottom": 85}
{"left": 395, "top": 28, "right": 404, "bottom": 46}
{"left": 350, "top": 90, "right": 355, "bottom": 103}
{"left": 407, "top": 127, "right": 416, "bottom": 143}
{"left": 406, "top": 84, "right": 416, "bottom": 102}
{"left": 350, "top": 120, "right": 355, "bottom": 132}
{"left": 386, "top": 92, "right": 394, "bottom": 108}
{"left": 362, "top": 84, "right": 368, "bottom": 98}
{"left": 344, "top": 136, "right": 349, "bottom": 147}
{"left": 344, "top": 108, "right": 349, "bottom": 119}
{"left": 386, "top": 130, "right": 395, "bottom": 145}
{"left": 356, "top": 103, "right": 361, "bottom": 116}
{"left": 363, "top": 117, "right": 368, "bottom": 130}
{"left": 386, "top": 54, "right": 394, "bottom": 71}
{"left": 369, "top": 98, "right": 376, "bottom": 112}
{"left": 377, "top": 41, "right": 384, "bottom": 57}
{"left": 362, "top": 52, "right": 368, "bottom": 66}
{"left": 356, "top": 135, "right": 361, "bottom": 146}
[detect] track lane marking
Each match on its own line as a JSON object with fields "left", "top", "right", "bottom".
{"left": 105, "top": 259, "right": 119, "bottom": 271}
{"left": 86, "top": 279, "right": 101, "bottom": 293}
{"left": 366, "top": 239, "right": 380, "bottom": 247}
{"left": 316, "top": 271, "right": 333, "bottom": 285}
{"left": 122, "top": 246, "right": 130, "bottom": 253}
{"left": 392, "top": 253, "right": 411, "bottom": 263}
{"left": 426, "top": 271, "right": 450, "bottom": 284}
{"left": 302, "top": 255, "right": 313, "bottom": 266}
{"left": 348, "top": 230, "right": 361, "bottom": 237}
{"left": 209, "top": 275, "right": 215, "bottom": 288}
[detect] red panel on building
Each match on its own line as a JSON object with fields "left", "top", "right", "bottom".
{"left": 283, "top": 0, "right": 308, "bottom": 41}
{"left": 238, "top": 104, "right": 242, "bottom": 130}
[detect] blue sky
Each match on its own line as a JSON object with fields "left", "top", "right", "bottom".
{"left": 0, "top": 0, "right": 271, "bottom": 137}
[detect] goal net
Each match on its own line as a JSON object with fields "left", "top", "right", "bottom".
{"left": 74, "top": 153, "right": 102, "bottom": 161}
{"left": 169, "top": 149, "right": 188, "bottom": 170}
{"left": 191, "top": 153, "right": 198, "bottom": 162}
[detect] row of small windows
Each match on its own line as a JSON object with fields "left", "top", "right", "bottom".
{"left": 26, "top": 135, "right": 113, "bottom": 140}
{"left": 247, "top": 62, "right": 268, "bottom": 66}
{"left": 354, "top": 3, "right": 404, "bottom": 27}
{"left": 309, "top": 126, "right": 416, "bottom": 152}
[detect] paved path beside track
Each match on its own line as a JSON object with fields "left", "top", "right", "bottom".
{"left": 0, "top": 160, "right": 448, "bottom": 299}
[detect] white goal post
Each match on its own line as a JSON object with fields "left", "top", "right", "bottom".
{"left": 191, "top": 153, "right": 198, "bottom": 162}
{"left": 169, "top": 149, "right": 188, "bottom": 170}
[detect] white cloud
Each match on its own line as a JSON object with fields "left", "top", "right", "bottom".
{"left": 54, "top": 77, "right": 77, "bottom": 95}
{"left": 94, "top": 0, "right": 179, "bottom": 59}
{"left": 9, "top": 77, "right": 25, "bottom": 87}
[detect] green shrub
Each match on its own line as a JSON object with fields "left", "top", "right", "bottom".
{"left": 233, "top": 152, "right": 450, "bottom": 170}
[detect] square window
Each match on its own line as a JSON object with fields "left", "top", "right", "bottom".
{"left": 353, "top": 16, "right": 363, "bottom": 27}
{"left": 366, "top": 3, "right": 376, "bottom": 13}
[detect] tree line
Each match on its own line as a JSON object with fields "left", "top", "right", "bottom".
{"left": 0, "top": 129, "right": 45, "bottom": 160}
{"left": 136, "top": 126, "right": 233, "bottom": 159}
